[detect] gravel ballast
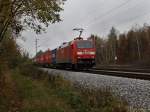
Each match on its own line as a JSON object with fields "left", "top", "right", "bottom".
{"left": 43, "top": 68, "right": 150, "bottom": 109}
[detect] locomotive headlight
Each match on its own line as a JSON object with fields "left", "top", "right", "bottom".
{"left": 77, "top": 52, "right": 83, "bottom": 55}
{"left": 89, "top": 52, "right": 95, "bottom": 55}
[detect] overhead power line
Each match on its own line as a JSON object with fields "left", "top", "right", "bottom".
{"left": 77, "top": 0, "right": 106, "bottom": 25}
{"left": 87, "top": 0, "right": 132, "bottom": 27}
{"left": 118, "top": 11, "right": 150, "bottom": 29}
{"left": 79, "top": 0, "right": 133, "bottom": 28}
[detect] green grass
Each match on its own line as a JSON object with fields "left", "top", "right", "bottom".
{"left": 11, "top": 68, "right": 129, "bottom": 112}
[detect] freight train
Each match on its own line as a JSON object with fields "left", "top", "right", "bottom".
{"left": 34, "top": 37, "right": 96, "bottom": 69}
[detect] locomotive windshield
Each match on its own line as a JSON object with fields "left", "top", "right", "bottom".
{"left": 77, "top": 41, "right": 93, "bottom": 48}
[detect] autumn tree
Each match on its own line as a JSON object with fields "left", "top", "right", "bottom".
{"left": 107, "top": 27, "right": 118, "bottom": 64}
{"left": 0, "top": 32, "right": 21, "bottom": 69}
{"left": 116, "top": 24, "right": 150, "bottom": 65}
{"left": 144, "top": 25, "right": 150, "bottom": 62}
{"left": 36, "top": 50, "right": 43, "bottom": 56}
{"left": 92, "top": 24, "right": 150, "bottom": 66}
{"left": 117, "top": 34, "right": 128, "bottom": 64}
{"left": 91, "top": 34, "right": 109, "bottom": 65}
{"left": 0, "top": 0, "right": 65, "bottom": 42}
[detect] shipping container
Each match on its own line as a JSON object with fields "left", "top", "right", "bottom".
{"left": 56, "top": 42, "right": 72, "bottom": 64}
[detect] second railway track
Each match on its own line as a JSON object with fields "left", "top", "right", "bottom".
{"left": 83, "top": 68, "right": 150, "bottom": 80}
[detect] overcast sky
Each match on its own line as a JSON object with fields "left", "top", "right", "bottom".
{"left": 18, "top": 0, "right": 150, "bottom": 57}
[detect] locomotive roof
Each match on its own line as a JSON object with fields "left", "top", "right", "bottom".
{"left": 56, "top": 37, "right": 93, "bottom": 49}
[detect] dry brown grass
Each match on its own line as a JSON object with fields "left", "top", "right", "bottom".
{"left": 0, "top": 64, "right": 137, "bottom": 112}
{"left": 0, "top": 71, "right": 22, "bottom": 112}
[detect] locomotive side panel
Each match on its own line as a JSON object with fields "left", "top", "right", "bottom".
{"left": 70, "top": 42, "right": 77, "bottom": 64}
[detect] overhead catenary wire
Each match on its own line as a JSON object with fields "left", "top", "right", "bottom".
{"left": 117, "top": 10, "right": 150, "bottom": 29}
{"left": 97, "top": 0, "right": 149, "bottom": 29}
{"left": 77, "top": 0, "right": 106, "bottom": 25}
{"left": 77, "top": 0, "right": 133, "bottom": 28}
{"left": 77, "top": 0, "right": 149, "bottom": 35}
{"left": 104, "top": 0, "right": 150, "bottom": 32}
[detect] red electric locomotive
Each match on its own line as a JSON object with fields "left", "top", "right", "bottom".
{"left": 56, "top": 37, "right": 96, "bottom": 69}
{"left": 74, "top": 37, "right": 96, "bottom": 68}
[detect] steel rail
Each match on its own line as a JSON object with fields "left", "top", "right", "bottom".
{"left": 93, "top": 67, "right": 150, "bottom": 73}
{"left": 83, "top": 68, "right": 150, "bottom": 80}
{"left": 42, "top": 67, "right": 150, "bottom": 81}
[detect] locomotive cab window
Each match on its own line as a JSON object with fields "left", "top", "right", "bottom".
{"left": 77, "top": 41, "right": 93, "bottom": 48}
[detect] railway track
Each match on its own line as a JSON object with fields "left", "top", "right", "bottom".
{"left": 94, "top": 67, "right": 150, "bottom": 73}
{"left": 83, "top": 68, "right": 150, "bottom": 80}
{"left": 42, "top": 66, "right": 150, "bottom": 80}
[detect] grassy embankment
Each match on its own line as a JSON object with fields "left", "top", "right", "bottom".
{"left": 0, "top": 63, "right": 129, "bottom": 112}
